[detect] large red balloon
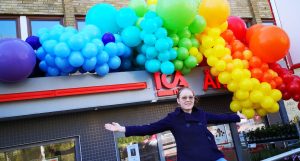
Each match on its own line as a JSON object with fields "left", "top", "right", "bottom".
{"left": 249, "top": 26, "right": 290, "bottom": 63}
{"left": 227, "top": 16, "right": 247, "bottom": 43}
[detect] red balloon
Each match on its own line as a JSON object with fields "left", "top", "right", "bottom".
{"left": 282, "top": 91, "right": 291, "bottom": 100}
{"left": 292, "top": 94, "right": 300, "bottom": 102}
{"left": 277, "top": 83, "right": 287, "bottom": 92}
{"left": 246, "top": 24, "right": 264, "bottom": 44}
{"left": 227, "top": 16, "right": 247, "bottom": 43}
{"left": 288, "top": 82, "right": 300, "bottom": 94}
{"left": 249, "top": 26, "right": 290, "bottom": 63}
{"left": 282, "top": 74, "right": 294, "bottom": 84}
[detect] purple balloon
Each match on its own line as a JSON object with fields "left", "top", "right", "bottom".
{"left": 0, "top": 38, "right": 36, "bottom": 82}
{"left": 25, "top": 36, "right": 41, "bottom": 50}
{"left": 102, "top": 32, "right": 115, "bottom": 45}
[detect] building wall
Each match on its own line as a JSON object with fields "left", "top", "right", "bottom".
{"left": 0, "top": 0, "right": 273, "bottom": 26}
{"left": 0, "top": 94, "right": 233, "bottom": 161}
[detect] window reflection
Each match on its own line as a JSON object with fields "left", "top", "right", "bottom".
{"left": 30, "top": 20, "right": 61, "bottom": 36}
{"left": 0, "top": 19, "right": 18, "bottom": 38}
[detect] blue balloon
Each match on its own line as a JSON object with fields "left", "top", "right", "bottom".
{"left": 81, "top": 25, "right": 101, "bottom": 39}
{"left": 39, "top": 33, "right": 50, "bottom": 44}
{"left": 25, "top": 36, "right": 41, "bottom": 50}
{"left": 49, "top": 28, "right": 63, "bottom": 41}
{"left": 146, "top": 47, "right": 158, "bottom": 59}
{"left": 65, "top": 26, "right": 77, "bottom": 34}
{"left": 47, "top": 67, "right": 60, "bottom": 76}
{"left": 141, "top": 44, "right": 149, "bottom": 54}
{"left": 121, "top": 26, "right": 141, "bottom": 47}
{"left": 85, "top": 3, "right": 119, "bottom": 34}
{"left": 155, "top": 28, "right": 168, "bottom": 38}
{"left": 154, "top": 17, "right": 163, "bottom": 27}
{"left": 122, "top": 46, "right": 132, "bottom": 58}
{"left": 142, "top": 19, "right": 158, "bottom": 33}
{"left": 136, "top": 54, "right": 146, "bottom": 66}
{"left": 116, "top": 7, "right": 138, "bottom": 28}
{"left": 144, "top": 34, "right": 156, "bottom": 45}
{"left": 158, "top": 51, "right": 170, "bottom": 62}
{"left": 169, "top": 49, "right": 177, "bottom": 60}
{"left": 155, "top": 38, "right": 169, "bottom": 52}
{"left": 97, "top": 51, "right": 109, "bottom": 65}
{"left": 36, "top": 47, "right": 46, "bottom": 60}
{"left": 83, "top": 57, "right": 97, "bottom": 71}
{"left": 145, "top": 59, "right": 161, "bottom": 73}
{"left": 121, "top": 58, "right": 132, "bottom": 70}
{"left": 82, "top": 43, "right": 98, "bottom": 58}
{"left": 54, "top": 42, "right": 71, "bottom": 58}
{"left": 45, "top": 54, "right": 56, "bottom": 67}
{"left": 161, "top": 61, "right": 175, "bottom": 75}
{"left": 102, "top": 33, "right": 115, "bottom": 45}
{"left": 108, "top": 56, "right": 121, "bottom": 69}
{"left": 140, "top": 30, "right": 147, "bottom": 39}
{"left": 114, "top": 34, "right": 122, "bottom": 42}
{"left": 144, "top": 11, "right": 157, "bottom": 19}
{"left": 43, "top": 40, "right": 57, "bottom": 54}
{"left": 166, "top": 37, "right": 174, "bottom": 48}
{"left": 68, "top": 34, "right": 86, "bottom": 51}
{"left": 116, "top": 42, "right": 126, "bottom": 56}
{"left": 96, "top": 63, "right": 109, "bottom": 76}
{"left": 39, "top": 61, "right": 48, "bottom": 72}
{"left": 55, "top": 57, "right": 70, "bottom": 70}
{"left": 91, "top": 39, "right": 104, "bottom": 51}
{"left": 61, "top": 66, "right": 75, "bottom": 73}
{"left": 59, "top": 32, "right": 74, "bottom": 42}
{"left": 68, "top": 51, "right": 84, "bottom": 67}
{"left": 104, "top": 42, "right": 118, "bottom": 57}
{"left": 37, "top": 28, "right": 49, "bottom": 37}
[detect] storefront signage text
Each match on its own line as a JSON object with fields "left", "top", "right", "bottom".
{"left": 203, "top": 69, "right": 226, "bottom": 91}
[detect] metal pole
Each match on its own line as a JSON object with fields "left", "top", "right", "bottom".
{"left": 229, "top": 123, "right": 244, "bottom": 161}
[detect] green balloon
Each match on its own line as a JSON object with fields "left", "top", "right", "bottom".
{"left": 177, "top": 47, "right": 189, "bottom": 60}
{"left": 189, "top": 15, "right": 207, "bottom": 34}
{"left": 136, "top": 17, "right": 144, "bottom": 28}
{"left": 173, "top": 59, "right": 184, "bottom": 70}
{"left": 169, "top": 34, "right": 179, "bottom": 46}
{"left": 178, "top": 38, "right": 192, "bottom": 49}
{"left": 181, "top": 66, "right": 191, "bottom": 75}
{"left": 184, "top": 55, "right": 198, "bottom": 68}
{"left": 128, "top": 0, "right": 148, "bottom": 17}
{"left": 157, "top": 0, "right": 197, "bottom": 31}
{"left": 191, "top": 37, "right": 199, "bottom": 48}
{"left": 178, "top": 27, "right": 191, "bottom": 38}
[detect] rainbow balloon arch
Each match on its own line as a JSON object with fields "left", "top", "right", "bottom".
{"left": 0, "top": 0, "right": 300, "bottom": 118}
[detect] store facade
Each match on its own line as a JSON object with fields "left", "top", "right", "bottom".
{"left": 0, "top": 67, "right": 246, "bottom": 161}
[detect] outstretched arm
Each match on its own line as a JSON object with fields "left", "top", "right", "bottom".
{"left": 206, "top": 112, "right": 242, "bottom": 124}
{"left": 105, "top": 122, "right": 126, "bottom": 132}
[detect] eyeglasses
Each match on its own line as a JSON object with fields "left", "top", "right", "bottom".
{"left": 180, "top": 96, "right": 194, "bottom": 101}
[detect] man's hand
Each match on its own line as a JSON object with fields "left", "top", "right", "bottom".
{"left": 104, "top": 122, "right": 125, "bottom": 132}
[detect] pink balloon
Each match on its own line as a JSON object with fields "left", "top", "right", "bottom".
{"left": 227, "top": 16, "right": 247, "bottom": 43}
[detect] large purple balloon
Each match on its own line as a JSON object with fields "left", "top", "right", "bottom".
{"left": 102, "top": 32, "right": 115, "bottom": 45}
{"left": 0, "top": 38, "right": 36, "bottom": 82}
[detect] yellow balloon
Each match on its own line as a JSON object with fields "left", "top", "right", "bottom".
{"left": 204, "top": 48, "right": 213, "bottom": 57}
{"left": 207, "top": 56, "right": 218, "bottom": 66}
{"left": 230, "top": 101, "right": 242, "bottom": 112}
{"left": 249, "top": 90, "right": 264, "bottom": 103}
{"left": 202, "top": 35, "right": 214, "bottom": 49}
{"left": 261, "top": 96, "right": 275, "bottom": 109}
{"left": 227, "top": 81, "right": 238, "bottom": 92}
{"left": 213, "top": 45, "right": 226, "bottom": 58}
{"left": 240, "top": 99, "right": 253, "bottom": 109}
{"left": 266, "top": 103, "right": 279, "bottom": 113}
{"left": 196, "top": 53, "right": 203, "bottom": 63}
{"left": 239, "top": 78, "right": 253, "bottom": 91}
{"left": 259, "top": 82, "right": 272, "bottom": 94}
{"left": 252, "top": 103, "right": 261, "bottom": 109}
{"left": 226, "top": 62, "right": 234, "bottom": 72}
{"left": 242, "top": 69, "right": 251, "bottom": 79}
{"left": 231, "top": 68, "right": 244, "bottom": 80}
{"left": 218, "top": 21, "right": 228, "bottom": 32}
{"left": 214, "top": 37, "right": 226, "bottom": 46}
{"left": 256, "top": 108, "right": 267, "bottom": 117}
{"left": 207, "top": 28, "right": 221, "bottom": 38}
{"left": 242, "top": 108, "right": 255, "bottom": 119}
{"left": 199, "top": 0, "right": 230, "bottom": 27}
{"left": 270, "top": 89, "right": 282, "bottom": 101}
{"left": 218, "top": 71, "right": 231, "bottom": 84}
{"left": 232, "top": 59, "right": 244, "bottom": 69}
{"left": 189, "top": 47, "right": 199, "bottom": 56}
{"left": 215, "top": 60, "right": 227, "bottom": 72}
{"left": 222, "top": 54, "right": 232, "bottom": 63}
{"left": 250, "top": 78, "right": 260, "bottom": 89}
{"left": 210, "top": 67, "right": 220, "bottom": 76}
{"left": 147, "top": 0, "right": 157, "bottom": 5}
{"left": 235, "top": 90, "right": 249, "bottom": 100}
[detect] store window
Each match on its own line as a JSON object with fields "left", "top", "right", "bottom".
{"left": 0, "top": 138, "right": 78, "bottom": 161}
{"left": 116, "top": 135, "right": 161, "bottom": 161}
{"left": 75, "top": 16, "right": 85, "bottom": 31}
{"left": 28, "top": 17, "right": 63, "bottom": 36}
{"left": 242, "top": 18, "right": 253, "bottom": 28}
{"left": 0, "top": 16, "right": 20, "bottom": 38}
{"left": 262, "top": 19, "right": 275, "bottom": 26}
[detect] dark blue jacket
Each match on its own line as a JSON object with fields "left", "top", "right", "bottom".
{"left": 125, "top": 107, "right": 240, "bottom": 161}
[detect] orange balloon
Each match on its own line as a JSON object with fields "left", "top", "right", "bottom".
{"left": 232, "top": 51, "right": 243, "bottom": 59}
{"left": 249, "top": 56, "right": 262, "bottom": 68}
{"left": 231, "top": 40, "right": 245, "bottom": 52}
{"left": 221, "top": 29, "right": 235, "bottom": 43}
{"left": 251, "top": 68, "right": 263, "bottom": 80}
{"left": 246, "top": 24, "right": 264, "bottom": 44}
{"left": 249, "top": 26, "right": 290, "bottom": 63}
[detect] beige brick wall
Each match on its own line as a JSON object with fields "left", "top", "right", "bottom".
{"left": 0, "top": 0, "right": 273, "bottom": 26}
{"left": 0, "top": 0, "right": 64, "bottom": 15}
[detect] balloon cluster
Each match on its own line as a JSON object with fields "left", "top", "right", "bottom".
{"left": 270, "top": 63, "right": 300, "bottom": 110}
{"left": 36, "top": 24, "right": 131, "bottom": 76}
